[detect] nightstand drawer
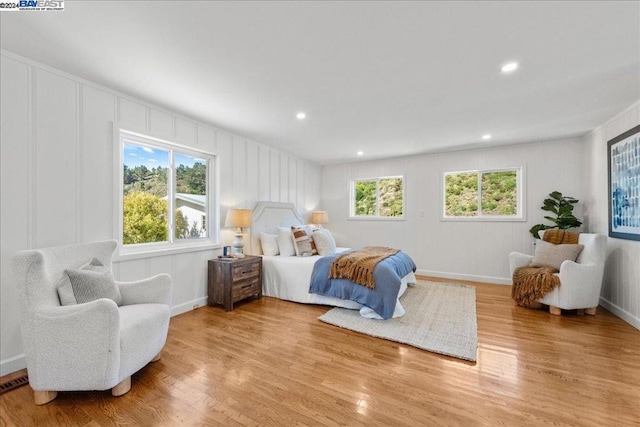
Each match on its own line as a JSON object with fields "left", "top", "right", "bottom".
{"left": 232, "top": 262, "right": 260, "bottom": 281}
{"left": 232, "top": 278, "right": 260, "bottom": 301}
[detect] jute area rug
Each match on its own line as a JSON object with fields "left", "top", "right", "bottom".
{"left": 318, "top": 281, "right": 478, "bottom": 362}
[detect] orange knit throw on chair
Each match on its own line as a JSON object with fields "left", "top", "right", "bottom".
{"left": 511, "top": 229, "right": 580, "bottom": 307}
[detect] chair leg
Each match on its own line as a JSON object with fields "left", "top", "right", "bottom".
{"left": 33, "top": 389, "right": 57, "bottom": 405}
{"left": 585, "top": 307, "right": 597, "bottom": 316}
{"left": 549, "top": 306, "right": 561, "bottom": 316}
{"left": 151, "top": 351, "right": 162, "bottom": 362}
{"left": 111, "top": 376, "right": 131, "bottom": 397}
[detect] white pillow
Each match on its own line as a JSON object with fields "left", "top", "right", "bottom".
{"left": 58, "top": 258, "right": 93, "bottom": 305}
{"left": 260, "top": 232, "right": 279, "bottom": 256}
{"left": 531, "top": 240, "right": 584, "bottom": 270}
{"left": 312, "top": 229, "right": 337, "bottom": 256}
{"left": 301, "top": 224, "right": 317, "bottom": 235}
{"left": 59, "top": 258, "right": 122, "bottom": 306}
{"left": 57, "top": 277, "right": 77, "bottom": 306}
{"left": 277, "top": 227, "right": 296, "bottom": 256}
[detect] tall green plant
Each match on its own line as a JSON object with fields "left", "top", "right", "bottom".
{"left": 529, "top": 191, "right": 582, "bottom": 239}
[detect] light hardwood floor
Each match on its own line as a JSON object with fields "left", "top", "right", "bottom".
{"left": 1, "top": 277, "right": 639, "bottom": 426}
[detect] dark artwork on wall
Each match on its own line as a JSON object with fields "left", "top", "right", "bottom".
{"left": 608, "top": 124, "right": 640, "bottom": 241}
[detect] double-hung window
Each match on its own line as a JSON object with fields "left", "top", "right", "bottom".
{"left": 442, "top": 167, "right": 524, "bottom": 220}
{"left": 116, "top": 129, "right": 218, "bottom": 255}
{"left": 350, "top": 175, "right": 404, "bottom": 219}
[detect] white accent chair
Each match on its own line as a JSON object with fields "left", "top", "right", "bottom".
{"left": 12, "top": 240, "right": 172, "bottom": 405}
{"left": 509, "top": 232, "right": 607, "bottom": 316}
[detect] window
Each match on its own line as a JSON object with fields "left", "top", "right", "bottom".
{"left": 443, "top": 167, "right": 524, "bottom": 220}
{"left": 350, "top": 176, "right": 404, "bottom": 219}
{"left": 117, "top": 129, "right": 217, "bottom": 253}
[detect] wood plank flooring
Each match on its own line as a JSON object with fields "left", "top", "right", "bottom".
{"left": 1, "top": 278, "right": 639, "bottom": 426}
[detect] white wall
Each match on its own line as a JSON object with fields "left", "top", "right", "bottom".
{"left": 321, "top": 138, "right": 585, "bottom": 284}
{"left": 582, "top": 101, "right": 640, "bottom": 329}
{"left": 0, "top": 51, "right": 321, "bottom": 375}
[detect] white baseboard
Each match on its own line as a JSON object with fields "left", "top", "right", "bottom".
{"left": 599, "top": 297, "right": 640, "bottom": 330}
{"left": 170, "top": 297, "right": 208, "bottom": 317}
{"left": 415, "top": 269, "right": 512, "bottom": 285}
{"left": 0, "top": 353, "right": 26, "bottom": 377}
{"left": 0, "top": 298, "right": 209, "bottom": 377}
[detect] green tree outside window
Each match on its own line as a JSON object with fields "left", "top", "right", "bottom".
{"left": 444, "top": 169, "right": 520, "bottom": 218}
{"left": 122, "top": 139, "right": 211, "bottom": 245}
{"left": 353, "top": 176, "right": 404, "bottom": 218}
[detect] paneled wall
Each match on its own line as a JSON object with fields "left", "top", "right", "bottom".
{"left": 582, "top": 101, "right": 640, "bottom": 328}
{"left": 0, "top": 51, "right": 321, "bottom": 375}
{"left": 321, "top": 138, "right": 585, "bottom": 283}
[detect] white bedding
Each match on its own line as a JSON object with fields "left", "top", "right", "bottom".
{"left": 262, "top": 248, "right": 416, "bottom": 319}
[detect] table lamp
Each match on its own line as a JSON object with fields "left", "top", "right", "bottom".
{"left": 311, "top": 211, "right": 329, "bottom": 226}
{"left": 224, "top": 209, "right": 252, "bottom": 258}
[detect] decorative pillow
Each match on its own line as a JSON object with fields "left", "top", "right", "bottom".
{"left": 531, "top": 240, "right": 584, "bottom": 270}
{"left": 60, "top": 258, "right": 122, "bottom": 306}
{"left": 301, "top": 224, "right": 318, "bottom": 235}
{"left": 57, "top": 258, "right": 96, "bottom": 305}
{"left": 260, "top": 232, "right": 279, "bottom": 256}
{"left": 542, "top": 229, "right": 580, "bottom": 245}
{"left": 57, "top": 271, "right": 83, "bottom": 306}
{"left": 291, "top": 226, "right": 318, "bottom": 256}
{"left": 277, "top": 227, "right": 296, "bottom": 256}
{"left": 312, "top": 229, "right": 337, "bottom": 256}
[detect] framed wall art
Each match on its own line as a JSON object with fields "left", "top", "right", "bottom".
{"left": 608, "top": 124, "right": 640, "bottom": 241}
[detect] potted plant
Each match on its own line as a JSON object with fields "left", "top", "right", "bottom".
{"left": 529, "top": 191, "right": 582, "bottom": 239}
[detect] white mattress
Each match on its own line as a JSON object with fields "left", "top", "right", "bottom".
{"left": 262, "top": 248, "right": 416, "bottom": 319}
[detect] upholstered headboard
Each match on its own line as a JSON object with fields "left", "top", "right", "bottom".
{"left": 249, "top": 202, "right": 304, "bottom": 255}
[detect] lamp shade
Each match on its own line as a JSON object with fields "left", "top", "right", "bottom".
{"left": 311, "top": 211, "right": 329, "bottom": 224}
{"left": 224, "top": 209, "right": 253, "bottom": 228}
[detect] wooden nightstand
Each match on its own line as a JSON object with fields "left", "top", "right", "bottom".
{"left": 208, "top": 255, "right": 262, "bottom": 311}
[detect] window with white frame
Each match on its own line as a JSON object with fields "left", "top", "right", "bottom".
{"left": 442, "top": 167, "right": 524, "bottom": 220}
{"left": 350, "top": 176, "right": 404, "bottom": 219}
{"left": 117, "top": 129, "right": 217, "bottom": 251}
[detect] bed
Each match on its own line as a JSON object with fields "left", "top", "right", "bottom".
{"left": 248, "top": 201, "right": 417, "bottom": 319}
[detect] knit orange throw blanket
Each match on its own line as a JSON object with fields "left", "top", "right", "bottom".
{"left": 511, "top": 229, "right": 580, "bottom": 307}
{"left": 329, "top": 246, "right": 400, "bottom": 289}
{"left": 512, "top": 266, "right": 559, "bottom": 307}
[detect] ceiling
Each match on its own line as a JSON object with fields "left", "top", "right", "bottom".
{"left": 1, "top": 1, "right": 639, "bottom": 165}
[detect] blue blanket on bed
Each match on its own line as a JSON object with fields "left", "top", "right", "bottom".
{"left": 309, "top": 249, "right": 416, "bottom": 319}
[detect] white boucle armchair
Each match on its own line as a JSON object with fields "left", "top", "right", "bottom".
{"left": 509, "top": 232, "right": 607, "bottom": 316}
{"left": 12, "top": 240, "right": 172, "bottom": 405}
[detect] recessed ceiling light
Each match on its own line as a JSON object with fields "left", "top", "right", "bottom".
{"left": 357, "top": 151, "right": 364, "bottom": 156}
{"left": 482, "top": 134, "right": 492, "bottom": 140}
{"left": 296, "top": 112, "right": 306, "bottom": 120}
{"left": 500, "top": 62, "right": 518, "bottom": 73}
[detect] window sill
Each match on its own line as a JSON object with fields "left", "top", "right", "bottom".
{"left": 440, "top": 216, "right": 526, "bottom": 222}
{"left": 114, "top": 241, "right": 220, "bottom": 262}
{"left": 348, "top": 216, "right": 406, "bottom": 221}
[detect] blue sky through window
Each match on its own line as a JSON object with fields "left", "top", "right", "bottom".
{"left": 124, "top": 141, "right": 169, "bottom": 168}
{"left": 124, "top": 141, "right": 205, "bottom": 169}
{"left": 175, "top": 153, "right": 205, "bottom": 169}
